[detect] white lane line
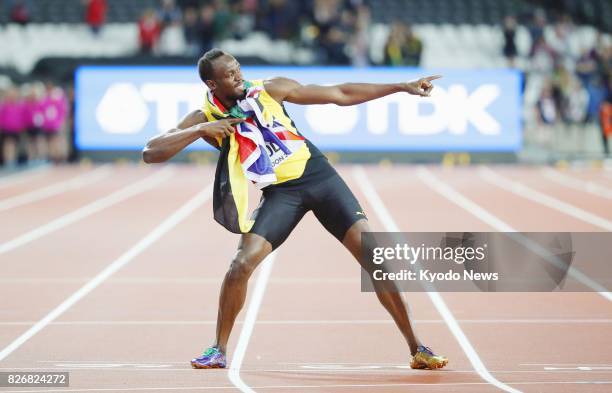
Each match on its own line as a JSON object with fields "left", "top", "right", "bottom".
{"left": 0, "top": 181, "right": 214, "bottom": 363}
{"left": 228, "top": 252, "right": 277, "bottom": 393}
{"left": 418, "top": 166, "right": 612, "bottom": 302}
{"left": 2, "top": 380, "right": 611, "bottom": 392}
{"left": 0, "top": 167, "right": 173, "bottom": 255}
{"left": 3, "top": 366, "right": 612, "bottom": 374}
{"left": 0, "top": 164, "right": 49, "bottom": 189}
{"left": 0, "top": 165, "right": 112, "bottom": 212}
{"left": 479, "top": 166, "right": 612, "bottom": 231}
{"left": 3, "top": 318, "right": 612, "bottom": 326}
{"left": 0, "top": 277, "right": 357, "bottom": 284}
{"left": 541, "top": 168, "right": 612, "bottom": 200}
{"left": 352, "top": 166, "right": 521, "bottom": 393}
{"left": 522, "top": 363, "right": 612, "bottom": 366}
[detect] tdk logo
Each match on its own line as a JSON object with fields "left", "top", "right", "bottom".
{"left": 96, "top": 83, "right": 204, "bottom": 134}
{"left": 94, "top": 83, "right": 501, "bottom": 136}
{"left": 305, "top": 84, "right": 501, "bottom": 136}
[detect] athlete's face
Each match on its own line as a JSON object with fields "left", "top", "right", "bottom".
{"left": 209, "top": 55, "right": 245, "bottom": 101}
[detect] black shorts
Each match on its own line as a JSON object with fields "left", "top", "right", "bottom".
{"left": 249, "top": 159, "right": 367, "bottom": 250}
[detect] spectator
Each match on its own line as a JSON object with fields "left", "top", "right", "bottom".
{"left": 230, "top": 0, "right": 256, "bottom": 40}
{"left": 138, "top": 9, "right": 162, "bottom": 54}
{"left": 576, "top": 47, "right": 599, "bottom": 87}
{"left": 551, "top": 61, "right": 572, "bottom": 123}
{"left": 157, "top": 0, "right": 181, "bottom": 29}
{"left": 528, "top": 8, "right": 547, "bottom": 53}
{"left": 213, "top": 0, "right": 234, "bottom": 40}
{"left": 600, "top": 80, "right": 612, "bottom": 156}
{"left": 384, "top": 22, "right": 422, "bottom": 66}
{"left": 537, "top": 80, "right": 558, "bottom": 126}
{"left": 502, "top": 16, "right": 518, "bottom": 67}
{"left": 319, "top": 26, "right": 351, "bottom": 64}
{"left": 530, "top": 36, "right": 556, "bottom": 74}
{"left": 586, "top": 76, "right": 608, "bottom": 124}
{"left": 258, "top": 0, "right": 300, "bottom": 40}
{"left": 41, "top": 81, "right": 69, "bottom": 163}
{"left": 565, "top": 76, "right": 589, "bottom": 124}
{"left": 348, "top": 4, "right": 371, "bottom": 67}
{"left": 547, "top": 15, "right": 574, "bottom": 69}
{"left": 157, "top": 0, "right": 186, "bottom": 55}
{"left": 8, "top": 0, "right": 31, "bottom": 25}
{"left": 23, "top": 82, "right": 46, "bottom": 163}
{"left": 84, "top": 0, "right": 107, "bottom": 35}
{"left": 196, "top": 4, "right": 217, "bottom": 54}
{"left": 0, "top": 86, "right": 26, "bottom": 168}
{"left": 182, "top": 7, "right": 200, "bottom": 56}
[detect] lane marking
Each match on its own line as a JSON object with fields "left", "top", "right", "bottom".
{"left": 0, "top": 277, "right": 358, "bottom": 284}
{"left": 522, "top": 363, "right": 612, "bottom": 366}
{"left": 417, "top": 166, "right": 612, "bottom": 302}
{"left": 352, "top": 166, "right": 521, "bottom": 393}
{"left": 2, "top": 380, "right": 611, "bottom": 392}
{"left": 0, "top": 165, "right": 112, "bottom": 212}
{"left": 544, "top": 367, "right": 612, "bottom": 371}
{"left": 3, "top": 318, "right": 612, "bottom": 326}
{"left": 541, "top": 168, "right": 612, "bottom": 200}
{"left": 3, "top": 365, "right": 612, "bottom": 374}
{"left": 0, "top": 164, "right": 49, "bottom": 189}
{"left": 479, "top": 166, "right": 612, "bottom": 231}
{"left": 0, "top": 181, "right": 214, "bottom": 362}
{"left": 228, "top": 252, "right": 277, "bottom": 393}
{"left": 0, "top": 167, "right": 173, "bottom": 255}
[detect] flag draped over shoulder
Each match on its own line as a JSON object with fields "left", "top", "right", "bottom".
{"left": 203, "top": 80, "right": 305, "bottom": 233}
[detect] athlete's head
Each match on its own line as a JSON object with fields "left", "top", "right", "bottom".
{"left": 198, "top": 48, "right": 245, "bottom": 102}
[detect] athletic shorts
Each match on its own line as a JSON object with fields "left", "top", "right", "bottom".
{"left": 249, "top": 160, "right": 367, "bottom": 250}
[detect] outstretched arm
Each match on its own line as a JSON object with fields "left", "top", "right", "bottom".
{"left": 264, "top": 75, "right": 442, "bottom": 106}
{"left": 142, "top": 110, "right": 243, "bottom": 163}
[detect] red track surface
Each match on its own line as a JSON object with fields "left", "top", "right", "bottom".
{"left": 0, "top": 163, "right": 611, "bottom": 393}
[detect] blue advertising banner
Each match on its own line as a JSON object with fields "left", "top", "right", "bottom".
{"left": 75, "top": 66, "right": 522, "bottom": 151}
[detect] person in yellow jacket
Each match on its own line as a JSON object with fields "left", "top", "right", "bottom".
{"left": 143, "top": 48, "right": 447, "bottom": 370}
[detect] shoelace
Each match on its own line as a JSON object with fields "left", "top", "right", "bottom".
{"left": 202, "top": 347, "right": 218, "bottom": 357}
{"left": 418, "top": 346, "right": 435, "bottom": 356}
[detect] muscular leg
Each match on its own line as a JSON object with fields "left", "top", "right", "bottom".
{"left": 213, "top": 232, "right": 273, "bottom": 353}
{"left": 342, "top": 219, "right": 423, "bottom": 355}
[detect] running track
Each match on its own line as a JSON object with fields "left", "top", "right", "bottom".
{"left": 0, "top": 163, "right": 611, "bottom": 393}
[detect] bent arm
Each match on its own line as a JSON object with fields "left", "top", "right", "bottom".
{"left": 142, "top": 110, "right": 216, "bottom": 164}
{"left": 264, "top": 75, "right": 441, "bottom": 106}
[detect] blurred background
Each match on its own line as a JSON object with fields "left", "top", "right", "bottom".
{"left": 0, "top": 0, "right": 611, "bottom": 168}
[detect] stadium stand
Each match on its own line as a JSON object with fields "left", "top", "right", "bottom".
{"left": 0, "top": 0, "right": 611, "bottom": 166}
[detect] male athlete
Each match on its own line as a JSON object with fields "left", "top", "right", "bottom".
{"left": 143, "top": 49, "right": 448, "bottom": 370}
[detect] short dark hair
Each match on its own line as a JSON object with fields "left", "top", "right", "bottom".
{"left": 197, "top": 48, "right": 227, "bottom": 82}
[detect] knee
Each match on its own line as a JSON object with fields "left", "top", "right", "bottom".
{"left": 227, "top": 250, "right": 263, "bottom": 281}
{"left": 343, "top": 219, "right": 370, "bottom": 245}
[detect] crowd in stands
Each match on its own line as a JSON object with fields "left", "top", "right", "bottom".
{"left": 501, "top": 9, "right": 611, "bottom": 153}
{"left": 1, "top": 0, "right": 611, "bottom": 165}
{"left": 1, "top": 0, "right": 421, "bottom": 66}
{"left": 128, "top": 0, "right": 378, "bottom": 65}
{"left": 0, "top": 80, "right": 70, "bottom": 168}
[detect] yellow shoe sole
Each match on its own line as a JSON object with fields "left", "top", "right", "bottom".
{"left": 410, "top": 353, "right": 449, "bottom": 370}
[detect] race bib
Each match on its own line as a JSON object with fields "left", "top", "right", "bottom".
{"left": 265, "top": 141, "right": 289, "bottom": 168}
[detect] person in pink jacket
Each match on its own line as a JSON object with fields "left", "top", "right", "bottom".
{"left": 0, "top": 86, "right": 26, "bottom": 168}
{"left": 23, "top": 82, "right": 47, "bottom": 163}
{"left": 40, "top": 81, "right": 69, "bottom": 162}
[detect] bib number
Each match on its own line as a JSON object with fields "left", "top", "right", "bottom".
{"left": 266, "top": 141, "right": 288, "bottom": 168}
